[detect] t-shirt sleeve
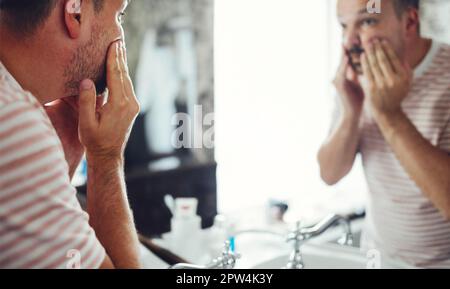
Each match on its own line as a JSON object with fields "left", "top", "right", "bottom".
{"left": 0, "top": 100, "right": 105, "bottom": 269}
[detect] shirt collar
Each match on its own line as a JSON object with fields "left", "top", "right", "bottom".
{"left": 414, "top": 40, "right": 441, "bottom": 79}
{"left": 0, "top": 60, "right": 23, "bottom": 91}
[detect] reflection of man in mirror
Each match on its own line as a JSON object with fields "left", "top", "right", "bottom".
{"left": 318, "top": 0, "right": 450, "bottom": 268}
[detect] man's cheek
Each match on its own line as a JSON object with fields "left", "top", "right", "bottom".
{"left": 361, "top": 32, "right": 385, "bottom": 47}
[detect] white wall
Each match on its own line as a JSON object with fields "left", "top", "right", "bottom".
{"left": 420, "top": 0, "right": 450, "bottom": 44}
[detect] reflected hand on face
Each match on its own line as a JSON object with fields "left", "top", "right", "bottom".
{"left": 78, "top": 41, "right": 140, "bottom": 161}
{"left": 333, "top": 49, "right": 365, "bottom": 118}
{"left": 360, "top": 39, "right": 412, "bottom": 120}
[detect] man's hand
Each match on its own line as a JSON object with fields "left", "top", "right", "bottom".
{"left": 360, "top": 39, "right": 412, "bottom": 121}
{"left": 333, "top": 50, "right": 365, "bottom": 118}
{"left": 44, "top": 97, "right": 84, "bottom": 179}
{"left": 78, "top": 40, "right": 142, "bottom": 269}
{"left": 318, "top": 49, "right": 364, "bottom": 185}
{"left": 78, "top": 41, "right": 140, "bottom": 162}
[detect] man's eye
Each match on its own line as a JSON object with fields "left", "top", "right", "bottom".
{"left": 361, "top": 18, "right": 377, "bottom": 27}
{"left": 118, "top": 12, "right": 126, "bottom": 23}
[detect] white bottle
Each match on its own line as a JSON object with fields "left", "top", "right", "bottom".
{"left": 169, "top": 198, "right": 203, "bottom": 263}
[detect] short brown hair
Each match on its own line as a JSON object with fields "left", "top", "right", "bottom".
{"left": 393, "top": 0, "right": 420, "bottom": 17}
{"left": 0, "top": 0, "right": 104, "bottom": 36}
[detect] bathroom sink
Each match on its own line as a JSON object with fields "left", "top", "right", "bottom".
{"left": 143, "top": 216, "right": 369, "bottom": 269}
{"left": 234, "top": 217, "right": 367, "bottom": 269}
{"left": 251, "top": 243, "right": 367, "bottom": 269}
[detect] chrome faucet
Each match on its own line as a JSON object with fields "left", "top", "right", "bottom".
{"left": 285, "top": 221, "right": 305, "bottom": 269}
{"left": 285, "top": 214, "right": 353, "bottom": 269}
{"left": 169, "top": 241, "right": 240, "bottom": 269}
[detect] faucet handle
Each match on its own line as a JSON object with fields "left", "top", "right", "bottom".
{"left": 294, "top": 220, "right": 302, "bottom": 231}
{"left": 286, "top": 221, "right": 306, "bottom": 242}
{"left": 336, "top": 216, "right": 354, "bottom": 246}
{"left": 338, "top": 232, "right": 354, "bottom": 246}
{"left": 285, "top": 221, "right": 305, "bottom": 269}
{"left": 222, "top": 240, "right": 232, "bottom": 253}
{"left": 209, "top": 241, "right": 241, "bottom": 269}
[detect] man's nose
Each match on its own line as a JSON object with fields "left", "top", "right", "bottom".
{"left": 343, "top": 28, "right": 361, "bottom": 50}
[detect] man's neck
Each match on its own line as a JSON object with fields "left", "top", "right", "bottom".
{"left": 0, "top": 29, "right": 62, "bottom": 105}
{"left": 407, "top": 37, "right": 433, "bottom": 71}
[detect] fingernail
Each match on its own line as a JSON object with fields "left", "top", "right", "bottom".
{"left": 80, "top": 79, "right": 93, "bottom": 91}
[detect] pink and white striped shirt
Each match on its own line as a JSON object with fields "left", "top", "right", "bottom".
{"left": 0, "top": 61, "right": 105, "bottom": 269}
{"left": 358, "top": 41, "right": 450, "bottom": 268}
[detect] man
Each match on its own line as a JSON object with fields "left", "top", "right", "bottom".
{"left": 318, "top": 0, "right": 450, "bottom": 268}
{"left": 0, "top": 0, "right": 141, "bottom": 268}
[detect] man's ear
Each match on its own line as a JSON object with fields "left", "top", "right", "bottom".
{"left": 404, "top": 8, "right": 420, "bottom": 37}
{"left": 64, "top": 0, "right": 83, "bottom": 39}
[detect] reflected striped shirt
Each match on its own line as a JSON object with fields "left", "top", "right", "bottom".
{"left": 359, "top": 41, "right": 450, "bottom": 268}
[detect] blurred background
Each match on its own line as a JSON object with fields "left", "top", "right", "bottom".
{"left": 75, "top": 0, "right": 449, "bottom": 239}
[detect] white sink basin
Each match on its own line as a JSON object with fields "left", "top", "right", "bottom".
{"left": 251, "top": 243, "right": 367, "bottom": 269}
{"left": 234, "top": 220, "right": 368, "bottom": 269}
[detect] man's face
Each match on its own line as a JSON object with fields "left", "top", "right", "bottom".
{"left": 64, "top": 0, "right": 129, "bottom": 96}
{"left": 337, "top": 0, "right": 407, "bottom": 74}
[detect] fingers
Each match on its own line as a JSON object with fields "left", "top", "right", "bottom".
{"left": 106, "top": 40, "right": 136, "bottom": 103}
{"left": 374, "top": 40, "right": 394, "bottom": 80}
{"left": 335, "top": 52, "right": 352, "bottom": 83}
{"left": 117, "top": 42, "right": 133, "bottom": 96}
{"left": 380, "top": 39, "right": 403, "bottom": 74}
{"left": 120, "top": 44, "right": 140, "bottom": 114}
{"left": 103, "top": 40, "right": 139, "bottom": 117}
{"left": 346, "top": 63, "right": 358, "bottom": 82}
{"left": 334, "top": 51, "right": 346, "bottom": 82}
{"left": 118, "top": 41, "right": 129, "bottom": 74}
{"left": 78, "top": 79, "right": 98, "bottom": 131}
{"left": 361, "top": 53, "right": 374, "bottom": 85}
{"left": 106, "top": 41, "right": 125, "bottom": 103}
{"left": 339, "top": 52, "right": 348, "bottom": 72}
{"left": 365, "top": 42, "right": 384, "bottom": 86}
{"left": 96, "top": 95, "right": 106, "bottom": 111}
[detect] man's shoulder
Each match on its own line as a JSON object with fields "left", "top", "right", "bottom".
{"left": 0, "top": 92, "right": 51, "bottom": 129}
{"left": 435, "top": 43, "right": 450, "bottom": 92}
{"left": 438, "top": 42, "right": 450, "bottom": 54}
{"left": 0, "top": 90, "right": 59, "bottom": 153}
{"left": 0, "top": 68, "right": 49, "bottom": 122}
{"left": 0, "top": 62, "right": 42, "bottom": 107}
{"left": 0, "top": 66, "right": 64, "bottom": 170}
{"left": 0, "top": 79, "right": 37, "bottom": 108}
{"left": 421, "top": 42, "right": 450, "bottom": 89}
{"left": 434, "top": 42, "right": 450, "bottom": 70}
